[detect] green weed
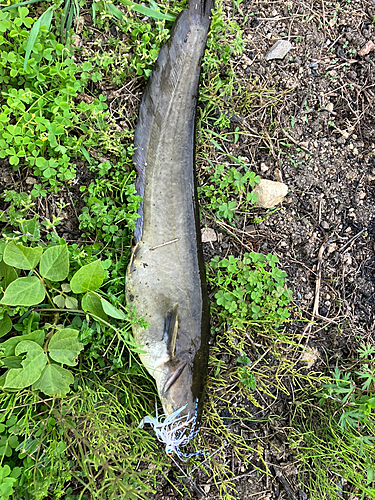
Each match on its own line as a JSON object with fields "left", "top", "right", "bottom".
{"left": 210, "top": 252, "right": 292, "bottom": 326}
{"left": 290, "top": 401, "right": 375, "bottom": 499}
{"left": 0, "top": 7, "right": 112, "bottom": 189}
{"left": 78, "top": 166, "right": 141, "bottom": 246}
{"left": 53, "top": 376, "right": 169, "bottom": 499}
{"left": 198, "top": 162, "right": 260, "bottom": 222}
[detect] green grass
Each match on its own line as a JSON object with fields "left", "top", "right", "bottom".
{"left": 290, "top": 400, "right": 375, "bottom": 499}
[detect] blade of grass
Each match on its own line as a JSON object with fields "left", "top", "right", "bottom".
{"left": 60, "top": 0, "right": 71, "bottom": 40}
{"left": 106, "top": 1, "right": 125, "bottom": 21}
{"left": 1, "top": 0, "right": 41, "bottom": 12}
{"left": 23, "top": 7, "right": 54, "bottom": 71}
{"left": 65, "top": 4, "right": 75, "bottom": 37}
{"left": 115, "top": 0, "right": 176, "bottom": 21}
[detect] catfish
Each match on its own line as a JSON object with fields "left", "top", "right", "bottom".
{"left": 126, "top": 0, "right": 213, "bottom": 429}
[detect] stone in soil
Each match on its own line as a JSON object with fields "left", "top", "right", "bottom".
{"left": 358, "top": 40, "right": 375, "bottom": 56}
{"left": 264, "top": 40, "right": 292, "bottom": 61}
{"left": 253, "top": 179, "right": 288, "bottom": 208}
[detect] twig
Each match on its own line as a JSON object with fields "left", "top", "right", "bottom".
{"left": 208, "top": 216, "right": 254, "bottom": 252}
{"left": 312, "top": 239, "right": 333, "bottom": 320}
{"left": 170, "top": 455, "right": 205, "bottom": 498}
{"left": 281, "top": 127, "right": 311, "bottom": 153}
{"left": 149, "top": 238, "right": 179, "bottom": 250}
{"left": 301, "top": 239, "right": 333, "bottom": 345}
{"left": 338, "top": 228, "right": 367, "bottom": 253}
{"left": 0, "top": 398, "right": 54, "bottom": 412}
{"left": 272, "top": 466, "right": 298, "bottom": 500}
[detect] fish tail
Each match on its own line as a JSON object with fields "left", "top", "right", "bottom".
{"left": 189, "top": 0, "right": 214, "bottom": 22}
{"left": 133, "top": 0, "right": 214, "bottom": 243}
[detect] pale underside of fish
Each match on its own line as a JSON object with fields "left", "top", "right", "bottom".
{"left": 126, "top": 0, "right": 213, "bottom": 420}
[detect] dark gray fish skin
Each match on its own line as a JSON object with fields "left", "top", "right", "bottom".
{"left": 126, "top": 0, "right": 213, "bottom": 419}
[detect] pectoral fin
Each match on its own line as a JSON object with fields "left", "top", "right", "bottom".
{"left": 164, "top": 303, "right": 178, "bottom": 359}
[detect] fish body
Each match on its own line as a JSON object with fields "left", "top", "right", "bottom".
{"left": 126, "top": 0, "right": 213, "bottom": 420}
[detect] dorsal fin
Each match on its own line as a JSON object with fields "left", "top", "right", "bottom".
{"left": 164, "top": 303, "right": 179, "bottom": 359}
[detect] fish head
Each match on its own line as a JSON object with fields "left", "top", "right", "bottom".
{"left": 155, "top": 357, "right": 198, "bottom": 419}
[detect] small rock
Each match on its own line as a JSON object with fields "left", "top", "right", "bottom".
{"left": 201, "top": 228, "right": 217, "bottom": 243}
{"left": 341, "top": 130, "right": 350, "bottom": 139}
{"left": 300, "top": 347, "right": 320, "bottom": 368}
{"left": 265, "top": 40, "right": 292, "bottom": 61}
{"left": 321, "top": 221, "right": 329, "bottom": 229}
{"left": 242, "top": 54, "right": 253, "bottom": 66}
{"left": 260, "top": 162, "right": 269, "bottom": 172}
{"left": 25, "top": 177, "right": 37, "bottom": 185}
{"left": 328, "top": 17, "right": 337, "bottom": 28}
{"left": 71, "top": 35, "right": 81, "bottom": 47}
{"left": 274, "top": 168, "right": 283, "bottom": 183}
{"left": 325, "top": 102, "right": 334, "bottom": 112}
{"left": 358, "top": 40, "right": 375, "bottom": 56}
{"left": 337, "top": 45, "right": 347, "bottom": 58}
{"left": 75, "top": 15, "right": 85, "bottom": 35}
{"left": 252, "top": 179, "right": 288, "bottom": 208}
{"left": 327, "top": 243, "right": 337, "bottom": 254}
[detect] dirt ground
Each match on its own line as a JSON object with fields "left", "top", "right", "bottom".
{"left": 1, "top": 0, "right": 374, "bottom": 499}
{"left": 161, "top": 0, "right": 375, "bottom": 498}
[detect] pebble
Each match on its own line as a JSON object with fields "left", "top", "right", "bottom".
{"left": 274, "top": 168, "right": 283, "bottom": 183}
{"left": 252, "top": 179, "right": 288, "bottom": 208}
{"left": 242, "top": 54, "right": 253, "bottom": 66}
{"left": 325, "top": 102, "right": 334, "bottom": 112}
{"left": 265, "top": 40, "right": 292, "bottom": 61}
{"left": 300, "top": 347, "right": 319, "bottom": 368}
{"left": 321, "top": 221, "right": 329, "bottom": 229}
{"left": 327, "top": 243, "right": 337, "bottom": 254}
{"left": 358, "top": 40, "right": 375, "bottom": 56}
{"left": 25, "top": 177, "right": 37, "bottom": 185}
{"left": 201, "top": 228, "right": 217, "bottom": 242}
{"left": 341, "top": 131, "right": 350, "bottom": 139}
{"left": 71, "top": 35, "right": 82, "bottom": 47}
